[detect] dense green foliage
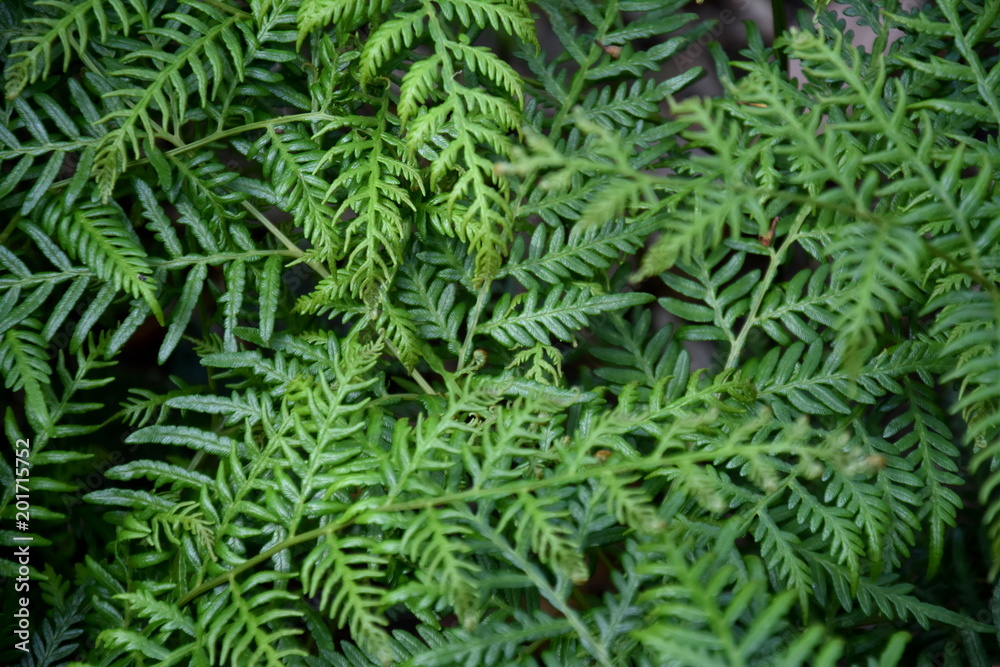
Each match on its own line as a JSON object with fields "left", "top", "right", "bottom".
{"left": 2, "top": 0, "right": 1000, "bottom": 664}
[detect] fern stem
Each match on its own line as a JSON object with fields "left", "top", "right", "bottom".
{"left": 771, "top": 0, "right": 788, "bottom": 70}
{"left": 40, "top": 114, "right": 342, "bottom": 194}
{"left": 241, "top": 202, "right": 329, "bottom": 278}
{"left": 167, "top": 113, "right": 339, "bottom": 157}
{"left": 0, "top": 214, "right": 19, "bottom": 247}
{"left": 0, "top": 139, "right": 95, "bottom": 161}
{"left": 724, "top": 208, "right": 809, "bottom": 370}
{"left": 475, "top": 520, "right": 613, "bottom": 667}
{"left": 149, "top": 249, "right": 296, "bottom": 269}
{"left": 457, "top": 285, "right": 491, "bottom": 373}
{"left": 548, "top": 2, "right": 619, "bottom": 140}
{"left": 385, "top": 339, "right": 437, "bottom": 395}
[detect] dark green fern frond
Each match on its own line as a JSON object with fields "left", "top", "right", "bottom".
{"left": 39, "top": 200, "right": 162, "bottom": 325}
{"left": 23, "top": 566, "right": 90, "bottom": 667}
{"left": 589, "top": 309, "right": 689, "bottom": 397}
{"left": 395, "top": 261, "right": 467, "bottom": 355}
{"left": 0, "top": 319, "right": 53, "bottom": 433}
{"left": 881, "top": 379, "right": 963, "bottom": 577}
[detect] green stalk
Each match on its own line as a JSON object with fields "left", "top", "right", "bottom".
{"left": 771, "top": 0, "right": 789, "bottom": 70}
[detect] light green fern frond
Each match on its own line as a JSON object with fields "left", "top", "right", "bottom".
{"left": 4, "top": 0, "right": 145, "bottom": 100}
{"left": 92, "top": 0, "right": 248, "bottom": 198}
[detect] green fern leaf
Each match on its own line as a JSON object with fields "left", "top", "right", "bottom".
{"left": 480, "top": 286, "right": 653, "bottom": 347}
{"left": 0, "top": 320, "right": 53, "bottom": 433}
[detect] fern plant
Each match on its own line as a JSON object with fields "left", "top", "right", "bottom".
{"left": 2, "top": 0, "right": 1000, "bottom": 664}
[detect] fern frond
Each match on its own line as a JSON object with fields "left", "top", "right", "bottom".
{"left": 890, "top": 0, "right": 1000, "bottom": 127}
{"left": 437, "top": 0, "right": 535, "bottom": 43}
{"left": 38, "top": 200, "right": 162, "bottom": 325}
{"left": 590, "top": 309, "right": 689, "bottom": 395}
{"left": 479, "top": 285, "right": 653, "bottom": 348}
{"left": 809, "top": 552, "right": 991, "bottom": 632}
{"left": 92, "top": 0, "right": 247, "bottom": 198}
{"left": 207, "top": 573, "right": 306, "bottom": 666}
{"left": 4, "top": 0, "right": 143, "bottom": 100}
{"left": 501, "top": 217, "right": 653, "bottom": 289}
{"left": 0, "top": 320, "right": 53, "bottom": 432}
{"left": 316, "top": 91, "right": 419, "bottom": 301}
{"left": 296, "top": 0, "right": 393, "bottom": 47}
{"left": 159, "top": 263, "right": 206, "bottom": 364}
{"left": 828, "top": 222, "right": 926, "bottom": 364}
{"left": 386, "top": 507, "right": 481, "bottom": 627}
{"left": 752, "top": 505, "right": 813, "bottom": 605}
{"left": 746, "top": 341, "right": 899, "bottom": 421}
{"left": 658, "top": 249, "right": 759, "bottom": 349}
{"left": 395, "top": 261, "right": 466, "bottom": 355}
{"left": 24, "top": 567, "right": 89, "bottom": 667}
{"left": 753, "top": 265, "right": 841, "bottom": 346}
{"left": 500, "top": 490, "right": 588, "bottom": 583}
{"left": 637, "top": 529, "right": 841, "bottom": 667}
{"left": 411, "top": 612, "right": 576, "bottom": 666}
{"left": 243, "top": 125, "right": 338, "bottom": 258}
{"left": 882, "top": 379, "right": 963, "bottom": 577}
{"left": 359, "top": 11, "right": 426, "bottom": 84}
{"left": 301, "top": 534, "right": 391, "bottom": 660}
